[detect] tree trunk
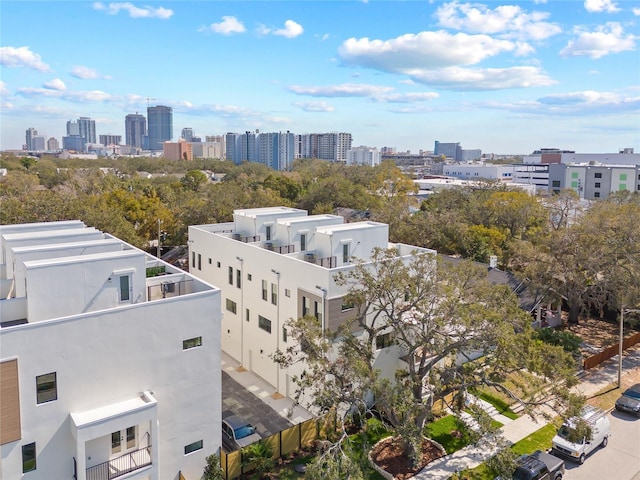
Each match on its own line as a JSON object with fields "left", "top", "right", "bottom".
{"left": 567, "top": 302, "right": 580, "bottom": 324}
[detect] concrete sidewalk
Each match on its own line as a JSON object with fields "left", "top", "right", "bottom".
{"left": 413, "top": 344, "right": 640, "bottom": 480}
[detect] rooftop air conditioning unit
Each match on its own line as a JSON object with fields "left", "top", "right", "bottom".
{"left": 265, "top": 242, "right": 274, "bottom": 251}
{"left": 162, "top": 281, "right": 175, "bottom": 293}
{"left": 232, "top": 233, "right": 242, "bottom": 241}
{"left": 305, "top": 253, "right": 316, "bottom": 263}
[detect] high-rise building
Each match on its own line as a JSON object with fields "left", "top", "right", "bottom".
{"left": 295, "top": 133, "right": 352, "bottom": 162}
{"left": 47, "top": 137, "right": 60, "bottom": 151}
{"left": 66, "top": 120, "right": 80, "bottom": 136}
{"left": 147, "top": 105, "right": 173, "bottom": 151}
{"left": 77, "top": 117, "right": 96, "bottom": 144}
{"left": 99, "top": 134, "right": 122, "bottom": 146}
{"left": 125, "top": 113, "right": 147, "bottom": 149}
{"left": 434, "top": 141, "right": 459, "bottom": 159}
{"left": 181, "top": 128, "right": 194, "bottom": 142}
{"left": 257, "top": 132, "right": 295, "bottom": 171}
{"left": 347, "top": 146, "right": 380, "bottom": 166}
{"left": 31, "top": 136, "right": 46, "bottom": 152}
{"left": 25, "top": 128, "right": 37, "bottom": 150}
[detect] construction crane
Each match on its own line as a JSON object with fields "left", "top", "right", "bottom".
{"left": 146, "top": 97, "right": 156, "bottom": 107}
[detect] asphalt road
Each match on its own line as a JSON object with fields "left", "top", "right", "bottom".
{"left": 562, "top": 410, "right": 640, "bottom": 480}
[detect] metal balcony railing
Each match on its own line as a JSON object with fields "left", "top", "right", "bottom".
{"left": 85, "top": 446, "right": 152, "bottom": 480}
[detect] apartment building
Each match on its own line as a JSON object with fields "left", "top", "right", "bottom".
{"left": 0, "top": 221, "right": 221, "bottom": 480}
{"left": 188, "top": 207, "right": 435, "bottom": 400}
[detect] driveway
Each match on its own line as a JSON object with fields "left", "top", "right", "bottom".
{"left": 221, "top": 370, "right": 294, "bottom": 439}
{"left": 562, "top": 410, "right": 640, "bottom": 480}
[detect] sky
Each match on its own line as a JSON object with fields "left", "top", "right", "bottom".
{"left": 1, "top": 0, "right": 639, "bottom": 155}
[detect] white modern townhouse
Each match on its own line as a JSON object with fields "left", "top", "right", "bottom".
{"left": 188, "top": 207, "right": 436, "bottom": 401}
{"left": 0, "top": 221, "right": 222, "bottom": 480}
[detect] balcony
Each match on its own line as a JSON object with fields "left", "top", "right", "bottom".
{"left": 83, "top": 446, "right": 152, "bottom": 480}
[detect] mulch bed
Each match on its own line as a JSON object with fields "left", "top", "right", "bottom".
{"left": 370, "top": 436, "right": 446, "bottom": 480}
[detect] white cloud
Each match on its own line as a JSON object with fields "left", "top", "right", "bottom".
{"left": 293, "top": 101, "right": 335, "bottom": 112}
{"left": 273, "top": 20, "right": 304, "bottom": 38}
{"left": 560, "top": 23, "right": 636, "bottom": 59}
{"left": 584, "top": 0, "right": 620, "bottom": 13}
{"left": 633, "top": 7, "right": 640, "bottom": 15}
{"left": 92, "top": 2, "right": 173, "bottom": 19}
{"left": 18, "top": 86, "right": 112, "bottom": 103}
{"left": 288, "top": 83, "right": 394, "bottom": 97}
{"left": 407, "top": 66, "right": 556, "bottom": 90}
{"left": 0, "top": 46, "right": 50, "bottom": 72}
{"left": 435, "top": 1, "right": 561, "bottom": 41}
{"left": 376, "top": 92, "right": 440, "bottom": 103}
{"left": 315, "top": 33, "right": 330, "bottom": 41}
{"left": 339, "top": 31, "right": 520, "bottom": 72}
{"left": 71, "top": 65, "right": 102, "bottom": 79}
{"left": 0, "top": 81, "right": 9, "bottom": 96}
{"left": 44, "top": 79, "right": 66, "bottom": 91}
{"left": 199, "top": 16, "right": 246, "bottom": 35}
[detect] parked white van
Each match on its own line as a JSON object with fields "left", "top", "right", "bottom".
{"left": 551, "top": 405, "right": 611, "bottom": 464}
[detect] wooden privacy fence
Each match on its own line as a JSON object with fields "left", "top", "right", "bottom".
{"left": 583, "top": 331, "right": 640, "bottom": 370}
{"left": 220, "top": 415, "right": 334, "bottom": 480}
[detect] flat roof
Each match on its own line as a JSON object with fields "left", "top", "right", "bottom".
{"left": 71, "top": 391, "right": 157, "bottom": 428}
{"left": 276, "top": 214, "right": 343, "bottom": 226}
{"left": 234, "top": 207, "right": 307, "bottom": 218}
{"left": 316, "top": 221, "right": 385, "bottom": 234}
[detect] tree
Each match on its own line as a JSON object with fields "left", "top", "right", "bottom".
{"left": 242, "top": 440, "right": 274, "bottom": 479}
{"left": 276, "top": 249, "right": 578, "bottom": 467}
{"left": 180, "top": 169, "right": 208, "bottom": 192}
{"left": 202, "top": 453, "right": 224, "bottom": 480}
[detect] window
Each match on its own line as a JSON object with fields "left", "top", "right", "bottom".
{"left": 342, "top": 243, "right": 350, "bottom": 263}
{"left": 620, "top": 174, "right": 627, "bottom": 181}
{"left": 594, "top": 172, "right": 602, "bottom": 178}
{"left": 192, "top": 251, "right": 196, "bottom": 268}
{"left": 246, "top": 308, "right": 250, "bottom": 322}
{"left": 119, "top": 275, "right": 130, "bottom": 302}
{"left": 36, "top": 372, "right": 57, "bottom": 404}
{"left": 266, "top": 225, "right": 272, "bottom": 241}
{"left": 341, "top": 299, "right": 354, "bottom": 311}
{"left": 551, "top": 180, "right": 561, "bottom": 187}
{"left": 226, "top": 298, "right": 237, "bottom": 314}
{"left": 262, "top": 280, "right": 268, "bottom": 301}
{"left": 183, "top": 337, "right": 202, "bottom": 349}
{"left": 570, "top": 181, "right": 578, "bottom": 188}
{"left": 302, "top": 296, "right": 310, "bottom": 316}
{"left": 594, "top": 182, "right": 601, "bottom": 188}
{"left": 271, "top": 283, "right": 278, "bottom": 305}
{"left": 258, "top": 315, "right": 272, "bottom": 333}
{"left": 594, "top": 192, "right": 601, "bottom": 198}
{"left": 126, "top": 426, "right": 136, "bottom": 449}
{"left": 184, "top": 440, "right": 203, "bottom": 455}
{"left": 112, "top": 431, "right": 121, "bottom": 454}
{"left": 208, "top": 258, "right": 212, "bottom": 265}
{"left": 619, "top": 184, "right": 627, "bottom": 191}
{"left": 22, "top": 443, "right": 36, "bottom": 472}
{"left": 217, "top": 261, "right": 221, "bottom": 268}
{"left": 571, "top": 172, "right": 579, "bottom": 179}
{"left": 285, "top": 288, "right": 291, "bottom": 298}
{"left": 236, "top": 269, "right": 241, "bottom": 288}
{"left": 282, "top": 327, "right": 288, "bottom": 343}
{"left": 300, "top": 234, "right": 307, "bottom": 251}
{"left": 228, "top": 267, "right": 233, "bottom": 285}
{"left": 197, "top": 254, "right": 201, "bottom": 271}
{"left": 376, "top": 333, "right": 393, "bottom": 349}
{"left": 247, "top": 273, "right": 252, "bottom": 281}
{"left": 314, "top": 301, "right": 320, "bottom": 320}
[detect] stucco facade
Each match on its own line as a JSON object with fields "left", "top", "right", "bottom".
{"left": 0, "top": 221, "right": 221, "bottom": 480}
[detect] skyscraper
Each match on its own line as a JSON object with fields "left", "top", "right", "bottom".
{"left": 147, "top": 105, "right": 173, "bottom": 151}
{"left": 181, "top": 128, "right": 194, "bottom": 142}
{"left": 25, "top": 128, "right": 37, "bottom": 150}
{"left": 125, "top": 113, "right": 147, "bottom": 148}
{"left": 77, "top": 117, "right": 96, "bottom": 144}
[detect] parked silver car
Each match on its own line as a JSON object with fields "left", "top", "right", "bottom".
{"left": 222, "top": 414, "right": 261, "bottom": 451}
{"left": 615, "top": 383, "right": 640, "bottom": 417}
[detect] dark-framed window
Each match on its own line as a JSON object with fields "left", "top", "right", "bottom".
{"left": 262, "top": 280, "right": 268, "bottom": 301}
{"left": 594, "top": 172, "right": 602, "bottom": 178}
{"left": 236, "top": 269, "right": 241, "bottom": 288}
{"left": 228, "top": 266, "right": 233, "bottom": 285}
{"left": 271, "top": 283, "right": 278, "bottom": 305}
{"left": 246, "top": 308, "right": 250, "bottom": 322}
{"left": 36, "top": 372, "right": 57, "bottom": 404}
{"left": 184, "top": 439, "right": 203, "bottom": 455}
{"left": 119, "top": 275, "right": 130, "bottom": 302}
{"left": 258, "top": 315, "right": 272, "bottom": 333}
{"left": 197, "top": 254, "right": 201, "bottom": 271}
{"left": 226, "top": 298, "right": 237, "bottom": 314}
{"left": 266, "top": 225, "right": 272, "bottom": 241}
{"left": 342, "top": 243, "right": 350, "bottom": 263}
{"left": 283, "top": 327, "right": 288, "bottom": 342}
{"left": 22, "top": 442, "right": 36, "bottom": 472}
{"left": 300, "top": 233, "right": 307, "bottom": 251}
{"left": 594, "top": 182, "right": 601, "bottom": 188}
{"left": 594, "top": 192, "right": 600, "bottom": 198}
{"left": 376, "top": 333, "right": 394, "bottom": 349}
{"left": 183, "top": 337, "right": 202, "bottom": 350}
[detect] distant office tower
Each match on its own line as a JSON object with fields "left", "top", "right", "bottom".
{"left": 125, "top": 113, "right": 146, "bottom": 148}
{"left": 62, "top": 135, "right": 86, "bottom": 152}
{"left": 31, "top": 136, "right": 46, "bottom": 151}
{"left": 147, "top": 105, "right": 173, "bottom": 151}
{"left": 99, "top": 134, "right": 122, "bottom": 146}
{"left": 317, "top": 132, "right": 352, "bottom": 162}
{"left": 78, "top": 117, "right": 96, "bottom": 143}
{"left": 434, "top": 141, "right": 459, "bottom": 159}
{"left": 181, "top": 128, "right": 194, "bottom": 142}
{"left": 225, "top": 131, "right": 258, "bottom": 165}
{"left": 47, "top": 137, "right": 60, "bottom": 151}
{"left": 25, "top": 128, "right": 37, "bottom": 150}
{"left": 66, "top": 120, "right": 80, "bottom": 136}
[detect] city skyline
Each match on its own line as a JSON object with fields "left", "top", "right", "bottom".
{"left": 1, "top": 0, "right": 638, "bottom": 154}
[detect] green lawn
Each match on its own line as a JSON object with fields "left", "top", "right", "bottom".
{"left": 425, "top": 415, "right": 474, "bottom": 454}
